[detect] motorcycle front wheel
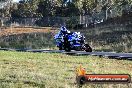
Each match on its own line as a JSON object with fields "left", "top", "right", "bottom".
{"left": 84, "top": 44, "right": 92, "bottom": 52}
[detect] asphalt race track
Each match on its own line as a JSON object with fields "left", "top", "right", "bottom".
{"left": 0, "top": 48, "right": 132, "bottom": 60}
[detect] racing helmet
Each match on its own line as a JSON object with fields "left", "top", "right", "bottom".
{"left": 60, "top": 26, "right": 70, "bottom": 34}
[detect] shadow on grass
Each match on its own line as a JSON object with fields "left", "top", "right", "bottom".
{"left": 0, "top": 79, "right": 45, "bottom": 88}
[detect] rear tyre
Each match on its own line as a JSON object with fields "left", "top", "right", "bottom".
{"left": 65, "top": 46, "right": 71, "bottom": 52}
{"left": 85, "top": 44, "right": 92, "bottom": 52}
{"left": 59, "top": 46, "right": 62, "bottom": 50}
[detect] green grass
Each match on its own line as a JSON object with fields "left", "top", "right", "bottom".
{"left": 0, "top": 32, "right": 56, "bottom": 49}
{"left": 0, "top": 51, "right": 132, "bottom": 88}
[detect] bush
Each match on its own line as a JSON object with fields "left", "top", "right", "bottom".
{"left": 66, "top": 17, "right": 79, "bottom": 29}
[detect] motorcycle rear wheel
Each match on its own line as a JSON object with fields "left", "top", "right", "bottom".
{"left": 64, "top": 37, "right": 71, "bottom": 52}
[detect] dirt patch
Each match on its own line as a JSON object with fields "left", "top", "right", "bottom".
{"left": 0, "top": 27, "right": 58, "bottom": 36}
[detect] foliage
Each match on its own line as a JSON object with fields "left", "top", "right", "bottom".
{"left": 0, "top": 0, "right": 131, "bottom": 18}
{"left": 1, "top": 0, "right": 132, "bottom": 35}
{"left": 66, "top": 16, "right": 79, "bottom": 29}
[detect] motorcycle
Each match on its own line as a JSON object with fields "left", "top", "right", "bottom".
{"left": 54, "top": 28, "right": 92, "bottom": 52}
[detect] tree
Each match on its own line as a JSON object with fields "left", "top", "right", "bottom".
{"left": 66, "top": 2, "right": 80, "bottom": 16}
{"left": 11, "top": 0, "right": 40, "bottom": 17}
{"left": 55, "top": 0, "right": 80, "bottom": 16}
{"left": 0, "top": 0, "right": 13, "bottom": 17}
{"left": 37, "top": 0, "right": 53, "bottom": 17}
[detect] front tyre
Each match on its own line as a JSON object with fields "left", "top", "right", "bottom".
{"left": 84, "top": 44, "right": 92, "bottom": 52}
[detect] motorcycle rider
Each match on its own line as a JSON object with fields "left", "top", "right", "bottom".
{"left": 54, "top": 26, "right": 70, "bottom": 39}
{"left": 60, "top": 26, "right": 71, "bottom": 35}
{"left": 54, "top": 26, "right": 71, "bottom": 49}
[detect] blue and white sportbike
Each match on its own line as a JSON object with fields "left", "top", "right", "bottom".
{"left": 54, "top": 26, "right": 92, "bottom": 52}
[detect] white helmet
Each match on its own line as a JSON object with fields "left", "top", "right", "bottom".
{"left": 60, "top": 26, "right": 70, "bottom": 34}
{"left": 61, "top": 26, "right": 67, "bottom": 32}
